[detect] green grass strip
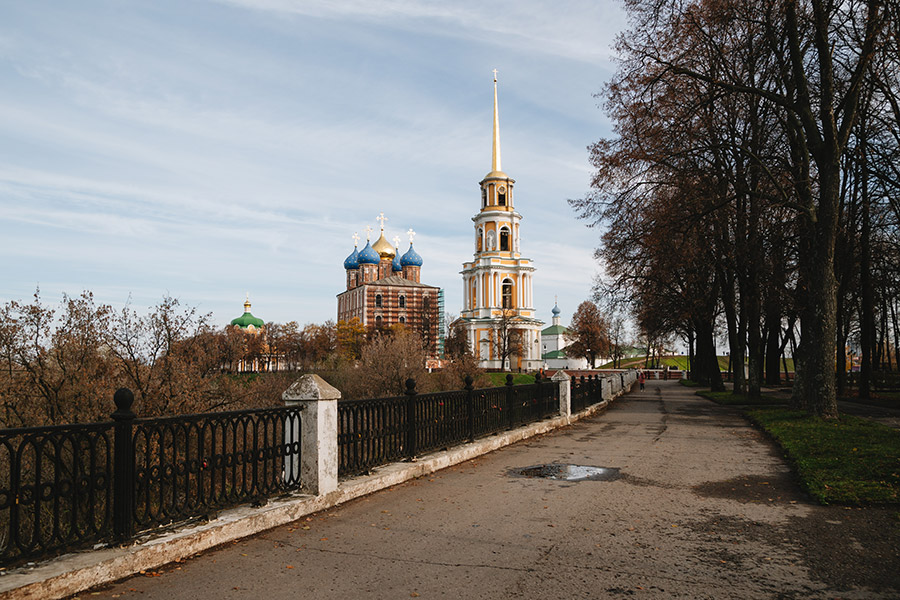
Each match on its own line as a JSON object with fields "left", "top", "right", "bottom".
{"left": 746, "top": 408, "right": 900, "bottom": 505}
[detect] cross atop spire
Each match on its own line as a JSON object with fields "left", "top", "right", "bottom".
{"left": 407, "top": 228, "right": 416, "bottom": 243}
{"left": 376, "top": 212, "right": 388, "bottom": 231}
{"left": 492, "top": 68, "right": 498, "bottom": 82}
{"left": 352, "top": 232, "right": 360, "bottom": 246}
{"left": 392, "top": 235, "right": 401, "bottom": 248}
{"left": 365, "top": 225, "right": 373, "bottom": 240}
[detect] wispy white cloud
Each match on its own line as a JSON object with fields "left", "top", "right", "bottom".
{"left": 215, "top": 0, "right": 625, "bottom": 64}
{"left": 0, "top": 0, "right": 621, "bottom": 325}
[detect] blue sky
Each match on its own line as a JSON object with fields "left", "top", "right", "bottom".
{"left": 0, "top": 0, "right": 626, "bottom": 328}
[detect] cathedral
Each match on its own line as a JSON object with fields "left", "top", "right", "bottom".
{"left": 454, "top": 72, "right": 544, "bottom": 370}
{"left": 338, "top": 216, "right": 443, "bottom": 360}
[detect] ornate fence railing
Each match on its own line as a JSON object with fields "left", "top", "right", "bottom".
{"left": 0, "top": 389, "right": 303, "bottom": 566}
{"left": 338, "top": 375, "right": 561, "bottom": 478}
{"left": 0, "top": 420, "right": 114, "bottom": 566}
{"left": 571, "top": 375, "right": 603, "bottom": 413}
{"left": 2, "top": 370, "right": 621, "bottom": 565}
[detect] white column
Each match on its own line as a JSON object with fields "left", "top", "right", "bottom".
{"left": 282, "top": 374, "right": 340, "bottom": 496}
{"left": 552, "top": 370, "right": 571, "bottom": 418}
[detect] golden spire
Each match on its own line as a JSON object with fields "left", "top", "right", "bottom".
{"left": 492, "top": 69, "right": 501, "bottom": 173}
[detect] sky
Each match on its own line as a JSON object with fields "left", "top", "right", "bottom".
{"left": 0, "top": 0, "right": 627, "bottom": 329}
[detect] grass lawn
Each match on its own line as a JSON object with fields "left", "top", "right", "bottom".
{"left": 746, "top": 408, "right": 900, "bottom": 505}
{"left": 697, "top": 390, "right": 788, "bottom": 406}
{"left": 484, "top": 372, "right": 537, "bottom": 387}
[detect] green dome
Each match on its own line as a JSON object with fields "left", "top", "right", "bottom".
{"left": 231, "top": 298, "right": 265, "bottom": 329}
{"left": 231, "top": 312, "right": 265, "bottom": 329}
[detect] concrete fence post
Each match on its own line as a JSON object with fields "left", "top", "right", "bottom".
{"left": 602, "top": 377, "right": 612, "bottom": 402}
{"left": 282, "top": 374, "right": 340, "bottom": 496}
{"left": 551, "top": 370, "right": 571, "bottom": 418}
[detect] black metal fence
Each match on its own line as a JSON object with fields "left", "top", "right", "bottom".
{"left": 338, "top": 374, "right": 562, "bottom": 478}
{"left": 0, "top": 388, "right": 302, "bottom": 565}
{"left": 1, "top": 371, "right": 616, "bottom": 565}
{"left": 571, "top": 374, "right": 604, "bottom": 413}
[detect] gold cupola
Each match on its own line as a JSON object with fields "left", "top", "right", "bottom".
{"left": 371, "top": 212, "right": 396, "bottom": 259}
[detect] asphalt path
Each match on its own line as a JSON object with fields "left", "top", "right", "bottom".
{"left": 77, "top": 380, "right": 899, "bottom": 599}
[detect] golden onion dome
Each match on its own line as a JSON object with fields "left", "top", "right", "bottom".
{"left": 372, "top": 232, "right": 396, "bottom": 259}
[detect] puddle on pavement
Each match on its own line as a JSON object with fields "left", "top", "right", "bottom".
{"left": 509, "top": 464, "right": 621, "bottom": 482}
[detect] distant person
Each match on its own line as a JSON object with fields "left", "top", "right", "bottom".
{"left": 638, "top": 371, "right": 645, "bottom": 391}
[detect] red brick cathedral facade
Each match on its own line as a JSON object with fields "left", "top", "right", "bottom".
{"left": 337, "top": 223, "right": 442, "bottom": 358}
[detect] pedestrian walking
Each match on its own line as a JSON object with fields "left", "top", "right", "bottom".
{"left": 639, "top": 371, "right": 645, "bottom": 391}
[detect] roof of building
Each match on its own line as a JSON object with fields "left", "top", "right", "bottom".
{"left": 370, "top": 275, "right": 439, "bottom": 288}
{"left": 542, "top": 350, "right": 567, "bottom": 359}
{"left": 541, "top": 324, "right": 568, "bottom": 336}
{"left": 336, "top": 276, "right": 440, "bottom": 296}
{"left": 372, "top": 232, "right": 396, "bottom": 259}
{"left": 231, "top": 299, "right": 265, "bottom": 329}
{"left": 343, "top": 246, "right": 359, "bottom": 270}
{"left": 400, "top": 243, "right": 423, "bottom": 267}
{"left": 357, "top": 241, "right": 380, "bottom": 265}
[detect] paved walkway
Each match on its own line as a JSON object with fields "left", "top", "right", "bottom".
{"left": 77, "top": 380, "right": 899, "bottom": 599}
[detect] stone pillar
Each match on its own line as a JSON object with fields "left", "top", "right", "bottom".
{"left": 552, "top": 370, "right": 571, "bottom": 418}
{"left": 282, "top": 374, "right": 340, "bottom": 496}
{"left": 602, "top": 377, "right": 612, "bottom": 402}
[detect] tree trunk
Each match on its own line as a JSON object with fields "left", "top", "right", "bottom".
{"left": 792, "top": 165, "right": 840, "bottom": 418}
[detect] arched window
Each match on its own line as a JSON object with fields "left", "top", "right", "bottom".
{"left": 375, "top": 294, "right": 383, "bottom": 307}
{"left": 498, "top": 185, "right": 507, "bottom": 206}
{"left": 481, "top": 188, "right": 487, "bottom": 208}
{"left": 398, "top": 295, "right": 406, "bottom": 308}
{"left": 375, "top": 315, "right": 383, "bottom": 327}
{"left": 399, "top": 316, "right": 406, "bottom": 324}
{"left": 501, "top": 279, "right": 513, "bottom": 309}
{"left": 477, "top": 228, "right": 483, "bottom": 252}
{"left": 499, "top": 227, "right": 510, "bottom": 251}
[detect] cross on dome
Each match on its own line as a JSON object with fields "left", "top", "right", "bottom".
{"left": 365, "top": 225, "right": 373, "bottom": 240}
{"left": 352, "top": 232, "right": 360, "bottom": 246}
{"left": 376, "top": 212, "right": 388, "bottom": 231}
{"left": 392, "top": 235, "right": 401, "bottom": 248}
{"left": 407, "top": 228, "right": 416, "bottom": 243}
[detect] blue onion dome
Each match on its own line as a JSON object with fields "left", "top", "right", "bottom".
{"left": 392, "top": 249, "right": 402, "bottom": 272}
{"left": 357, "top": 241, "right": 381, "bottom": 265}
{"left": 551, "top": 303, "right": 561, "bottom": 317}
{"left": 400, "top": 243, "right": 423, "bottom": 267}
{"left": 343, "top": 246, "right": 360, "bottom": 270}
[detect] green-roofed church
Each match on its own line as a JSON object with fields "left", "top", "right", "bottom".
{"left": 540, "top": 302, "right": 589, "bottom": 370}
{"left": 228, "top": 295, "right": 284, "bottom": 372}
{"left": 231, "top": 295, "right": 265, "bottom": 332}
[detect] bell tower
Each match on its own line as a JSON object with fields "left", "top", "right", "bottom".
{"left": 457, "top": 71, "right": 543, "bottom": 371}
